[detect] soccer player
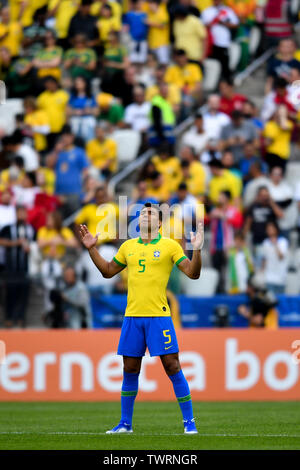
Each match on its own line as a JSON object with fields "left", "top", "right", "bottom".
{"left": 78, "top": 202, "right": 203, "bottom": 434}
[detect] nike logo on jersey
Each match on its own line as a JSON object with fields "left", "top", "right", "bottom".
{"left": 165, "top": 345, "right": 172, "bottom": 350}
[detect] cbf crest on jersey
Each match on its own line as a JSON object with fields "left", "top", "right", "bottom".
{"left": 153, "top": 250, "right": 160, "bottom": 258}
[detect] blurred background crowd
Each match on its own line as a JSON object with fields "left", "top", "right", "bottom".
{"left": 0, "top": 0, "right": 300, "bottom": 329}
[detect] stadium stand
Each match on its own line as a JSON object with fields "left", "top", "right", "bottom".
{"left": 0, "top": 0, "right": 300, "bottom": 329}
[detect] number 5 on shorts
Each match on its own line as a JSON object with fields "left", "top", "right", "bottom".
{"left": 163, "top": 329, "right": 171, "bottom": 344}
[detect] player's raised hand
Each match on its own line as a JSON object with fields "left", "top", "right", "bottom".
{"left": 78, "top": 224, "right": 99, "bottom": 250}
{"left": 190, "top": 221, "right": 204, "bottom": 250}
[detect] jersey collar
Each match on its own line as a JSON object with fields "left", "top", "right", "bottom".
{"left": 137, "top": 232, "right": 161, "bottom": 245}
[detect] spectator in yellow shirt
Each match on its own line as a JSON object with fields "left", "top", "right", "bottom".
{"left": 37, "top": 76, "right": 69, "bottom": 150}
{"left": 0, "top": 6, "right": 22, "bottom": 57}
{"left": 97, "top": 4, "right": 121, "bottom": 47}
{"left": 47, "top": 0, "right": 80, "bottom": 48}
{"left": 146, "top": 64, "right": 181, "bottom": 114}
{"left": 173, "top": 6, "right": 207, "bottom": 63}
{"left": 263, "top": 105, "right": 293, "bottom": 173}
{"left": 36, "top": 155, "right": 56, "bottom": 195}
{"left": 75, "top": 185, "right": 119, "bottom": 243}
{"left": 146, "top": 170, "right": 170, "bottom": 202}
{"left": 86, "top": 124, "right": 118, "bottom": 177}
{"left": 146, "top": 0, "right": 170, "bottom": 64}
{"left": 208, "top": 158, "right": 242, "bottom": 205}
{"left": 21, "top": 0, "right": 48, "bottom": 28}
{"left": 37, "top": 211, "right": 78, "bottom": 259}
{"left": 24, "top": 96, "right": 50, "bottom": 152}
{"left": 165, "top": 49, "right": 202, "bottom": 98}
{"left": 32, "top": 29, "right": 63, "bottom": 82}
{"left": 151, "top": 142, "right": 182, "bottom": 194}
{"left": 180, "top": 146, "right": 207, "bottom": 196}
{"left": 91, "top": 0, "right": 122, "bottom": 26}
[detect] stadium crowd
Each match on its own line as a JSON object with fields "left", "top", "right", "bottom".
{"left": 0, "top": 0, "right": 300, "bottom": 328}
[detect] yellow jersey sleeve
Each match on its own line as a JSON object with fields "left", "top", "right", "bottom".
{"left": 113, "top": 242, "right": 127, "bottom": 267}
{"left": 61, "top": 227, "right": 75, "bottom": 240}
{"left": 169, "top": 239, "right": 187, "bottom": 266}
{"left": 75, "top": 206, "right": 89, "bottom": 225}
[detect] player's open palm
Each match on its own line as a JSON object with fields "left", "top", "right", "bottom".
{"left": 190, "top": 222, "right": 204, "bottom": 250}
{"left": 78, "top": 224, "right": 99, "bottom": 250}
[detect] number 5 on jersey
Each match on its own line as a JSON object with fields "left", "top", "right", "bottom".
{"left": 138, "top": 259, "right": 146, "bottom": 273}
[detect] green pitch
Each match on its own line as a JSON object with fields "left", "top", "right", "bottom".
{"left": 0, "top": 402, "right": 299, "bottom": 450}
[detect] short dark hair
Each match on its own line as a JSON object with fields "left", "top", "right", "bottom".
{"left": 181, "top": 159, "right": 190, "bottom": 168}
{"left": 14, "top": 156, "right": 24, "bottom": 168}
{"left": 174, "top": 48, "right": 186, "bottom": 57}
{"left": 220, "top": 77, "right": 234, "bottom": 87}
{"left": 61, "top": 124, "right": 73, "bottom": 135}
{"left": 178, "top": 182, "right": 188, "bottom": 191}
{"left": 208, "top": 158, "right": 224, "bottom": 169}
{"left": 257, "top": 185, "right": 269, "bottom": 194}
{"left": 150, "top": 170, "right": 161, "bottom": 180}
{"left": 220, "top": 190, "right": 232, "bottom": 200}
{"left": 274, "top": 77, "right": 288, "bottom": 89}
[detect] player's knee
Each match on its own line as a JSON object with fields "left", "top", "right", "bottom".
{"left": 123, "top": 361, "right": 141, "bottom": 374}
{"left": 124, "top": 365, "right": 141, "bottom": 374}
{"left": 164, "top": 359, "right": 181, "bottom": 376}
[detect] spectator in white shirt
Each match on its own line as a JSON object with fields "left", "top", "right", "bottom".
{"left": 243, "top": 161, "right": 272, "bottom": 209}
{"left": 3, "top": 130, "right": 39, "bottom": 172}
{"left": 261, "top": 221, "right": 289, "bottom": 296}
{"left": 202, "top": 0, "right": 239, "bottom": 78}
{"left": 203, "top": 94, "right": 231, "bottom": 140}
{"left": 0, "top": 189, "right": 17, "bottom": 270}
{"left": 12, "top": 172, "right": 41, "bottom": 210}
{"left": 0, "top": 189, "right": 16, "bottom": 231}
{"left": 124, "top": 84, "right": 151, "bottom": 133}
{"left": 181, "top": 112, "right": 210, "bottom": 158}
{"left": 268, "top": 166, "right": 297, "bottom": 238}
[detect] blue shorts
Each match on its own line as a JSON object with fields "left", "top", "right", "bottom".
{"left": 117, "top": 316, "right": 179, "bottom": 357}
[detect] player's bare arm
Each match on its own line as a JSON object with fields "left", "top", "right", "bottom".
{"left": 78, "top": 224, "right": 124, "bottom": 278}
{"left": 177, "top": 222, "right": 204, "bottom": 280}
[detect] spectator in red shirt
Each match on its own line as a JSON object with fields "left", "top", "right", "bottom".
{"left": 219, "top": 77, "right": 247, "bottom": 117}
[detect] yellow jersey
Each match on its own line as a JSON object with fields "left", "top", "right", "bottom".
{"left": 147, "top": 4, "right": 170, "bottom": 49}
{"left": 263, "top": 120, "right": 293, "bottom": 160}
{"left": 185, "top": 161, "right": 206, "bottom": 196}
{"left": 75, "top": 202, "right": 119, "bottom": 243}
{"left": 209, "top": 169, "right": 242, "bottom": 204}
{"left": 113, "top": 233, "right": 187, "bottom": 317}
{"left": 48, "top": 0, "right": 80, "bottom": 39}
{"left": 173, "top": 14, "right": 207, "bottom": 61}
{"left": 24, "top": 110, "right": 49, "bottom": 151}
{"left": 152, "top": 155, "right": 182, "bottom": 193}
{"left": 165, "top": 63, "right": 202, "bottom": 93}
{"left": 86, "top": 137, "right": 118, "bottom": 172}
{"left": 37, "top": 226, "right": 75, "bottom": 258}
{"left": 37, "top": 89, "right": 69, "bottom": 133}
{"left": 0, "top": 21, "right": 23, "bottom": 57}
{"left": 146, "top": 83, "right": 181, "bottom": 108}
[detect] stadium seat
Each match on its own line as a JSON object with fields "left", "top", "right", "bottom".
{"left": 249, "top": 26, "right": 262, "bottom": 56}
{"left": 112, "top": 129, "right": 141, "bottom": 165}
{"left": 202, "top": 59, "right": 221, "bottom": 92}
{"left": 285, "top": 162, "right": 300, "bottom": 189}
{"left": 0, "top": 98, "right": 23, "bottom": 134}
{"left": 285, "top": 270, "right": 300, "bottom": 295}
{"left": 180, "top": 267, "right": 219, "bottom": 296}
{"left": 229, "top": 42, "right": 241, "bottom": 71}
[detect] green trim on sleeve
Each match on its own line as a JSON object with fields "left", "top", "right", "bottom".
{"left": 175, "top": 255, "right": 188, "bottom": 266}
{"left": 113, "top": 256, "right": 126, "bottom": 268}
